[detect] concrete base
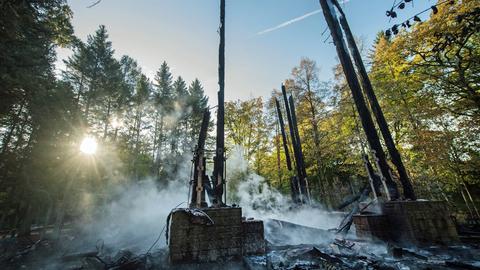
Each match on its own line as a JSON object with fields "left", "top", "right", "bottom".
{"left": 353, "top": 214, "right": 390, "bottom": 242}
{"left": 168, "top": 207, "right": 265, "bottom": 263}
{"left": 353, "top": 201, "right": 459, "bottom": 245}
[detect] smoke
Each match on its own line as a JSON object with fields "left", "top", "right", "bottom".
{"left": 226, "top": 146, "right": 342, "bottom": 245}
{"left": 77, "top": 179, "right": 189, "bottom": 253}
{"left": 66, "top": 145, "right": 341, "bottom": 255}
{"left": 65, "top": 142, "right": 343, "bottom": 258}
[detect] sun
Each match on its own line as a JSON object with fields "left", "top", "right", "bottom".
{"left": 80, "top": 136, "right": 97, "bottom": 155}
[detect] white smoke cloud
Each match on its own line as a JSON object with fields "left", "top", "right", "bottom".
{"left": 70, "top": 145, "right": 340, "bottom": 256}
{"left": 78, "top": 179, "right": 189, "bottom": 252}
{"left": 226, "top": 146, "right": 341, "bottom": 245}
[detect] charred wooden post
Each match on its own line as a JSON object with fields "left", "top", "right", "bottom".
{"left": 279, "top": 84, "right": 311, "bottom": 203}
{"left": 288, "top": 95, "right": 311, "bottom": 203}
{"left": 281, "top": 85, "right": 302, "bottom": 203}
{"left": 318, "top": 0, "right": 399, "bottom": 200}
{"left": 332, "top": 0, "right": 416, "bottom": 200}
{"left": 275, "top": 98, "right": 300, "bottom": 202}
{"left": 281, "top": 85, "right": 308, "bottom": 203}
{"left": 363, "top": 154, "right": 382, "bottom": 200}
{"left": 213, "top": 0, "right": 226, "bottom": 206}
{"left": 190, "top": 110, "right": 210, "bottom": 208}
{"left": 275, "top": 98, "right": 292, "bottom": 171}
{"left": 336, "top": 186, "right": 371, "bottom": 235}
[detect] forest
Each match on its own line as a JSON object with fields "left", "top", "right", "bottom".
{"left": 0, "top": 0, "right": 479, "bottom": 242}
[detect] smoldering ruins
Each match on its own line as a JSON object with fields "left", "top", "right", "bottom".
{"left": 1, "top": 0, "right": 480, "bottom": 270}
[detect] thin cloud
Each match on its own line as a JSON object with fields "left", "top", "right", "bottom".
{"left": 256, "top": 0, "right": 351, "bottom": 36}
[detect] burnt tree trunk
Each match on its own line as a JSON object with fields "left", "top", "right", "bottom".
{"left": 103, "top": 97, "right": 111, "bottom": 140}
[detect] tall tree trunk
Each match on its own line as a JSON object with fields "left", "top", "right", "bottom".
{"left": 152, "top": 114, "right": 158, "bottom": 162}
{"left": 305, "top": 90, "right": 328, "bottom": 204}
{"left": 18, "top": 168, "right": 34, "bottom": 237}
{"left": 85, "top": 93, "right": 92, "bottom": 121}
{"left": 1, "top": 102, "right": 25, "bottom": 155}
{"left": 154, "top": 115, "right": 164, "bottom": 179}
{"left": 54, "top": 174, "right": 75, "bottom": 241}
{"left": 133, "top": 108, "right": 142, "bottom": 180}
{"left": 449, "top": 134, "right": 480, "bottom": 218}
{"left": 103, "top": 98, "right": 112, "bottom": 139}
{"left": 76, "top": 74, "right": 85, "bottom": 106}
{"left": 462, "top": 182, "right": 480, "bottom": 219}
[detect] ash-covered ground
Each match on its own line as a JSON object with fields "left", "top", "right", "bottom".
{"left": 1, "top": 217, "right": 480, "bottom": 269}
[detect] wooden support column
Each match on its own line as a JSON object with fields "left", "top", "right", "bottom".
{"left": 289, "top": 96, "right": 311, "bottom": 203}
{"left": 318, "top": 0, "right": 399, "bottom": 199}
{"left": 281, "top": 85, "right": 304, "bottom": 203}
{"left": 214, "top": 0, "right": 226, "bottom": 205}
{"left": 275, "top": 98, "right": 292, "bottom": 171}
{"left": 332, "top": 0, "right": 416, "bottom": 200}
{"left": 190, "top": 110, "right": 210, "bottom": 208}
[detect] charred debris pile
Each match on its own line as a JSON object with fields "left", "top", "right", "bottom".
{"left": 1, "top": 217, "right": 479, "bottom": 270}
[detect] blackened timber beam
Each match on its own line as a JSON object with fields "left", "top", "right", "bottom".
{"left": 332, "top": 0, "right": 416, "bottom": 200}
{"left": 281, "top": 84, "right": 303, "bottom": 203}
{"left": 275, "top": 98, "right": 292, "bottom": 171}
{"left": 318, "top": 0, "right": 399, "bottom": 200}
{"left": 275, "top": 97, "right": 299, "bottom": 202}
{"left": 214, "top": 0, "right": 226, "bottom": 205}
{"left": 363, "top": 154, "right": 382, "bottom": 199}
{"left": 190, "top": 110, "right": 210, "bottom": 208}
{"left": 288, "top": 95, "right": 311, "bottom": 203}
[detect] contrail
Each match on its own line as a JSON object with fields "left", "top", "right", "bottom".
{"left": 256, "top": 0, "right": 351, "bottom": 36}
{"left": 257, "top": 9, "right": 322, "bottom": 35}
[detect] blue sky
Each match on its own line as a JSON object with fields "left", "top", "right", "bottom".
{"left": 58, "top": 0, "right": 431, "bottom": 105}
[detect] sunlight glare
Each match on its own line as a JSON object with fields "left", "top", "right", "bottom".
{"left": 80, "top": 136, "right": 97, "bottom": 155}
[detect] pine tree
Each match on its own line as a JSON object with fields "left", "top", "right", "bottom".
{"left": 152, "top": 61, "right": 174, "bottom": 179}
{"left": 172, "top": 76, "right": 189, "bottom": 152}
{"left": 187, "top": 79, "right": 209, "bottom": 145}
{"left": 154, "top": 61, "right": 174, "bottom": 113}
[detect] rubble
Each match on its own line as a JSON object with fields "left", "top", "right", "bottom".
{"left": 0, "top": 217, "right": 479, "bottom": 269}
{"left": 264, "top": 219, "right": 334, "bottom": 246}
